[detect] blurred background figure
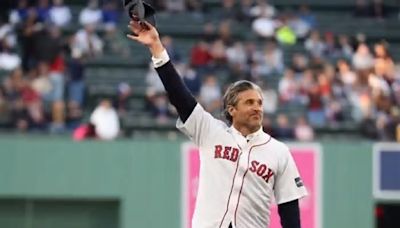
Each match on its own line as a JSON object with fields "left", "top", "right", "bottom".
{"left": 274, "top": 113, "right": 294, "bottom": 140}
{"left": 294, "top": 116, "right": 314, "bottom": 141}
{"left": 49, "top": 0, "right": 72, "bottom": 28}
{"left": 79, "top": 0, "right": 102, "bottom": 26}
{"left": 90, "top": 99, "right": 120, "bottom": 140}
{"left": 116, "top": 82, "right": 132, "bottom": 116}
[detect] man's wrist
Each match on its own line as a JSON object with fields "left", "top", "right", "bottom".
{"left": 149, "top": 41, "right": 165, "bottom": 58}
{"left": 151, "top": 49, "right": 170, "bottom": 68}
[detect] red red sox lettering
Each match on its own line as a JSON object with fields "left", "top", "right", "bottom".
{"left": 214, "top": 145, "right": 275, "bottom": 183}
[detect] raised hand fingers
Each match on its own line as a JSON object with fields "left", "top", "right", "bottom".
{"left": 126, "top": 34, "right": 140, "bottom": 42}
{"left": 129, "top": 20, "right": 142, "bottom": 34}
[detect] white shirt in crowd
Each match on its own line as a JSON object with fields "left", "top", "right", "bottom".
{"left": 71, "top": 28, "right": 103, "bottom": 58}
{"left": 90, "top": 104, "right": 120, "bottom": 140}
{"left": 49, "top": 5, "right": 72, "bottom": 27}
{"left": 0, "top": 53, "right": 21, "bottom": 70}
{"left": 79, "top": 7, "right": 102, "bottom": 26}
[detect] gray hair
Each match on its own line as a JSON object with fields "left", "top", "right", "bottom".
{"left": 223, "top": 80, "right": 263, "bottom": 124}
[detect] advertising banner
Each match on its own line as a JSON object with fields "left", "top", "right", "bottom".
{"left": 181, "top": 143, "right": 322, "bottom": 228}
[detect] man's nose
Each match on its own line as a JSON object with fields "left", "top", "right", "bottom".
{"left": 253, "top": 103, "right": 262, "bottom": 112}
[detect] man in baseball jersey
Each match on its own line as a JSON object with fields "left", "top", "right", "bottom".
{"left": 127, "top": 19, "right": 307, "bottom": 228}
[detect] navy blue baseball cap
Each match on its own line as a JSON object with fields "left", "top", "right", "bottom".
{"left": 123, "top": 0, "right": 156, "bottom": 26}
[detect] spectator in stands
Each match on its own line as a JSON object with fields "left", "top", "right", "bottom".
{"left": 337, "top": 34, "right": 354, "bottom": 60}
{"left": 66, "top": 100, "right": 83, "bottom": 130}
{"left": 104, "top": 30, "right": 131, "bottom": 57}
{"left": 20, "top": 73, "right": 46, "bottom": 131}
{"left": 218, "top": 20, "right": 234, "bottom": 46}
{"left": 347, "top": 84, "right": 373, "bottom": 121}
{"left": 262, "top": 115, "right": 274, "bottom": 136}
{"left": 274, "top": 114, "right": 294, "bottom": 140}
{"left": 0, "top": 37, "right": 21, "bottom": 71}
{"left": 0, "top": 18, "right": 17, "bottom": 49}
{"left": 209, "top": 39, "right": 227, "bottom": 68}
{"left": 161, "top": 35, "right": 181, "bottom": 63}
{"left": 337, "top": 59, "right": 357, "bottom": 88}
{"left": 305, "top": 30, "right": 326, "bottom": 58}
{"left": 219, "top": 0, "right": 237, "bottom": 21}
{"left": 115, "top": 82, "right": 132, "bottom": 116}
{"left": 178, "top": 63, "right": 202, "bottom": 97}
{"left": 190, "top": 40, "right": 212, "bottom": 71}
{"left": 275, "top": 15, "right": 297, "bottom": 46}
{"left": 146, "top": 62, "right": 165, "bottom": 97}
{"left": 260, "top": 81, "right": 277, "bottom": 114}
{"left": 48, "top": 69, "right": 66, "bottom": 132}
{"left": 325, "top": 98, "right": 345, "bottom": 125}
{"left": 373, "top": 42, "right": 394, "bottom": 79}
{"left": 67, "top": 57, "right": 85, "bottom": 108}
{"left": 149, "top": 93, "right": 175, "bottom": 124}
{"left": 306, "top": 81, "right": 325, "bottom": 126}
{"left": 79, "top": 0, "right": 102, "bottom": 26}
{"left": 261, "top": 40, "right": 284, "bottom": 75}
{"left": 352, "top": 43, "right": 374, "bottom": 71}
{"left": 298, "top": 69, "right": 315, "bottom": 104}
{"left": 201, "top": 22, "right": 217, "bottom": 43}
{"left": 392, "top": 67, "right": 400, "bottom": 105}
{"left": 251, "top": 9, "right": 278, "bottom": 38}
{"left": 249, "top": 0, "right": 276, "bottom": 19}
{"left": 287, "top": 11, "right": 311, "bottom": 39}
{"left": 49, "top": 0, "right": 72, "bottom": 28}
{"left": 375, "top": 111, "right": 392, "bottom": 140}
{"left": 279, "top": 68, "right": 299, "bottom": 103}
{"left": 317, "top": 72, "right": 332, "bottom": 102}
{"left": 19, "top": 8, "right": 43, "bottom": 71}
{"left": 369, "top": 59, "right": 392, "bottom": 97}
{"left": 32, "top": 25, "right": 64, "bottom": 66}
{"left": 294, "top": 116, "right": 314, "bottom": 141}
{"left": 244, "top": 41, "right": 263, "bottom": 70}
{"left": 226, "top": 41, "right": 247, "bottom": 73}
{"left": 164, "top": 0, "right": 185, "bottom": 12}
{"left": 291, "top": 53, "right": 309, "bottom": 75}
{"left": 35, "top": 0, "right": 50, "bottom": 23}
{"left": 298, "top": 4, "right": 316, "bottom": 29}
{"left": 31, "top": 62, "right": 52, "bottom": 101}
{"left": 71, "top": 24, "right": 104, "bottom": 59}
{"left": 9, "top": 0, "right": 29, "bottom": 26}
{"left": 236, "top": 0, "right": 254, "bottom": 23}
{"left": 0, "top": 86, "right": 10, "bottom": 125}
{"left": 323, "top": 32, "right": 340, "bottom": 60}
{"left": 102, "top": 0, "right": 120, "bottom": 30}
{"left": 90, "top": 98, "right": 120, "bottom": 140}
{"left": 199, "top": 74, "right": 222, "bottom": 115}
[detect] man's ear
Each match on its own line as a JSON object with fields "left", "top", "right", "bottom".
{"left": 228, "top": 105, "right": 235, "bottom": 117}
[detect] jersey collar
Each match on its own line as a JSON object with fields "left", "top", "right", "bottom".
{"left": 230, "top": 126, "right": 264, "bottom": 143}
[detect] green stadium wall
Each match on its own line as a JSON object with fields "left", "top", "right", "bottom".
{"left": 0, "top": 136, "right": 373, "bottom": 228}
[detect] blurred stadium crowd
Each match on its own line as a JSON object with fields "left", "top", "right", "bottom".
{"left": 0, "top": 0, "right": 399, "bottom": 141}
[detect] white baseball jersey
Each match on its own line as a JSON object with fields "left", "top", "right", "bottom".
{"left": 177, "top": 104, "right": 308, "bottom": 228}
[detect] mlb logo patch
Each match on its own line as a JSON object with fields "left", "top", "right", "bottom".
{"left": 295, "top": 177, "right": 304, "bottom": 187}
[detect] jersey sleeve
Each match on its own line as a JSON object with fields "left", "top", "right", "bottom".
{"left": 274, "top": 145, "right": 308, "bottom": 205}
{"left": 176, "top": 103, "right": 219, "bottom": 147}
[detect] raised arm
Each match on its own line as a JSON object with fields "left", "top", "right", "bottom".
{"left": 127, "top": 20, "right": 197, "bottom": 122}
